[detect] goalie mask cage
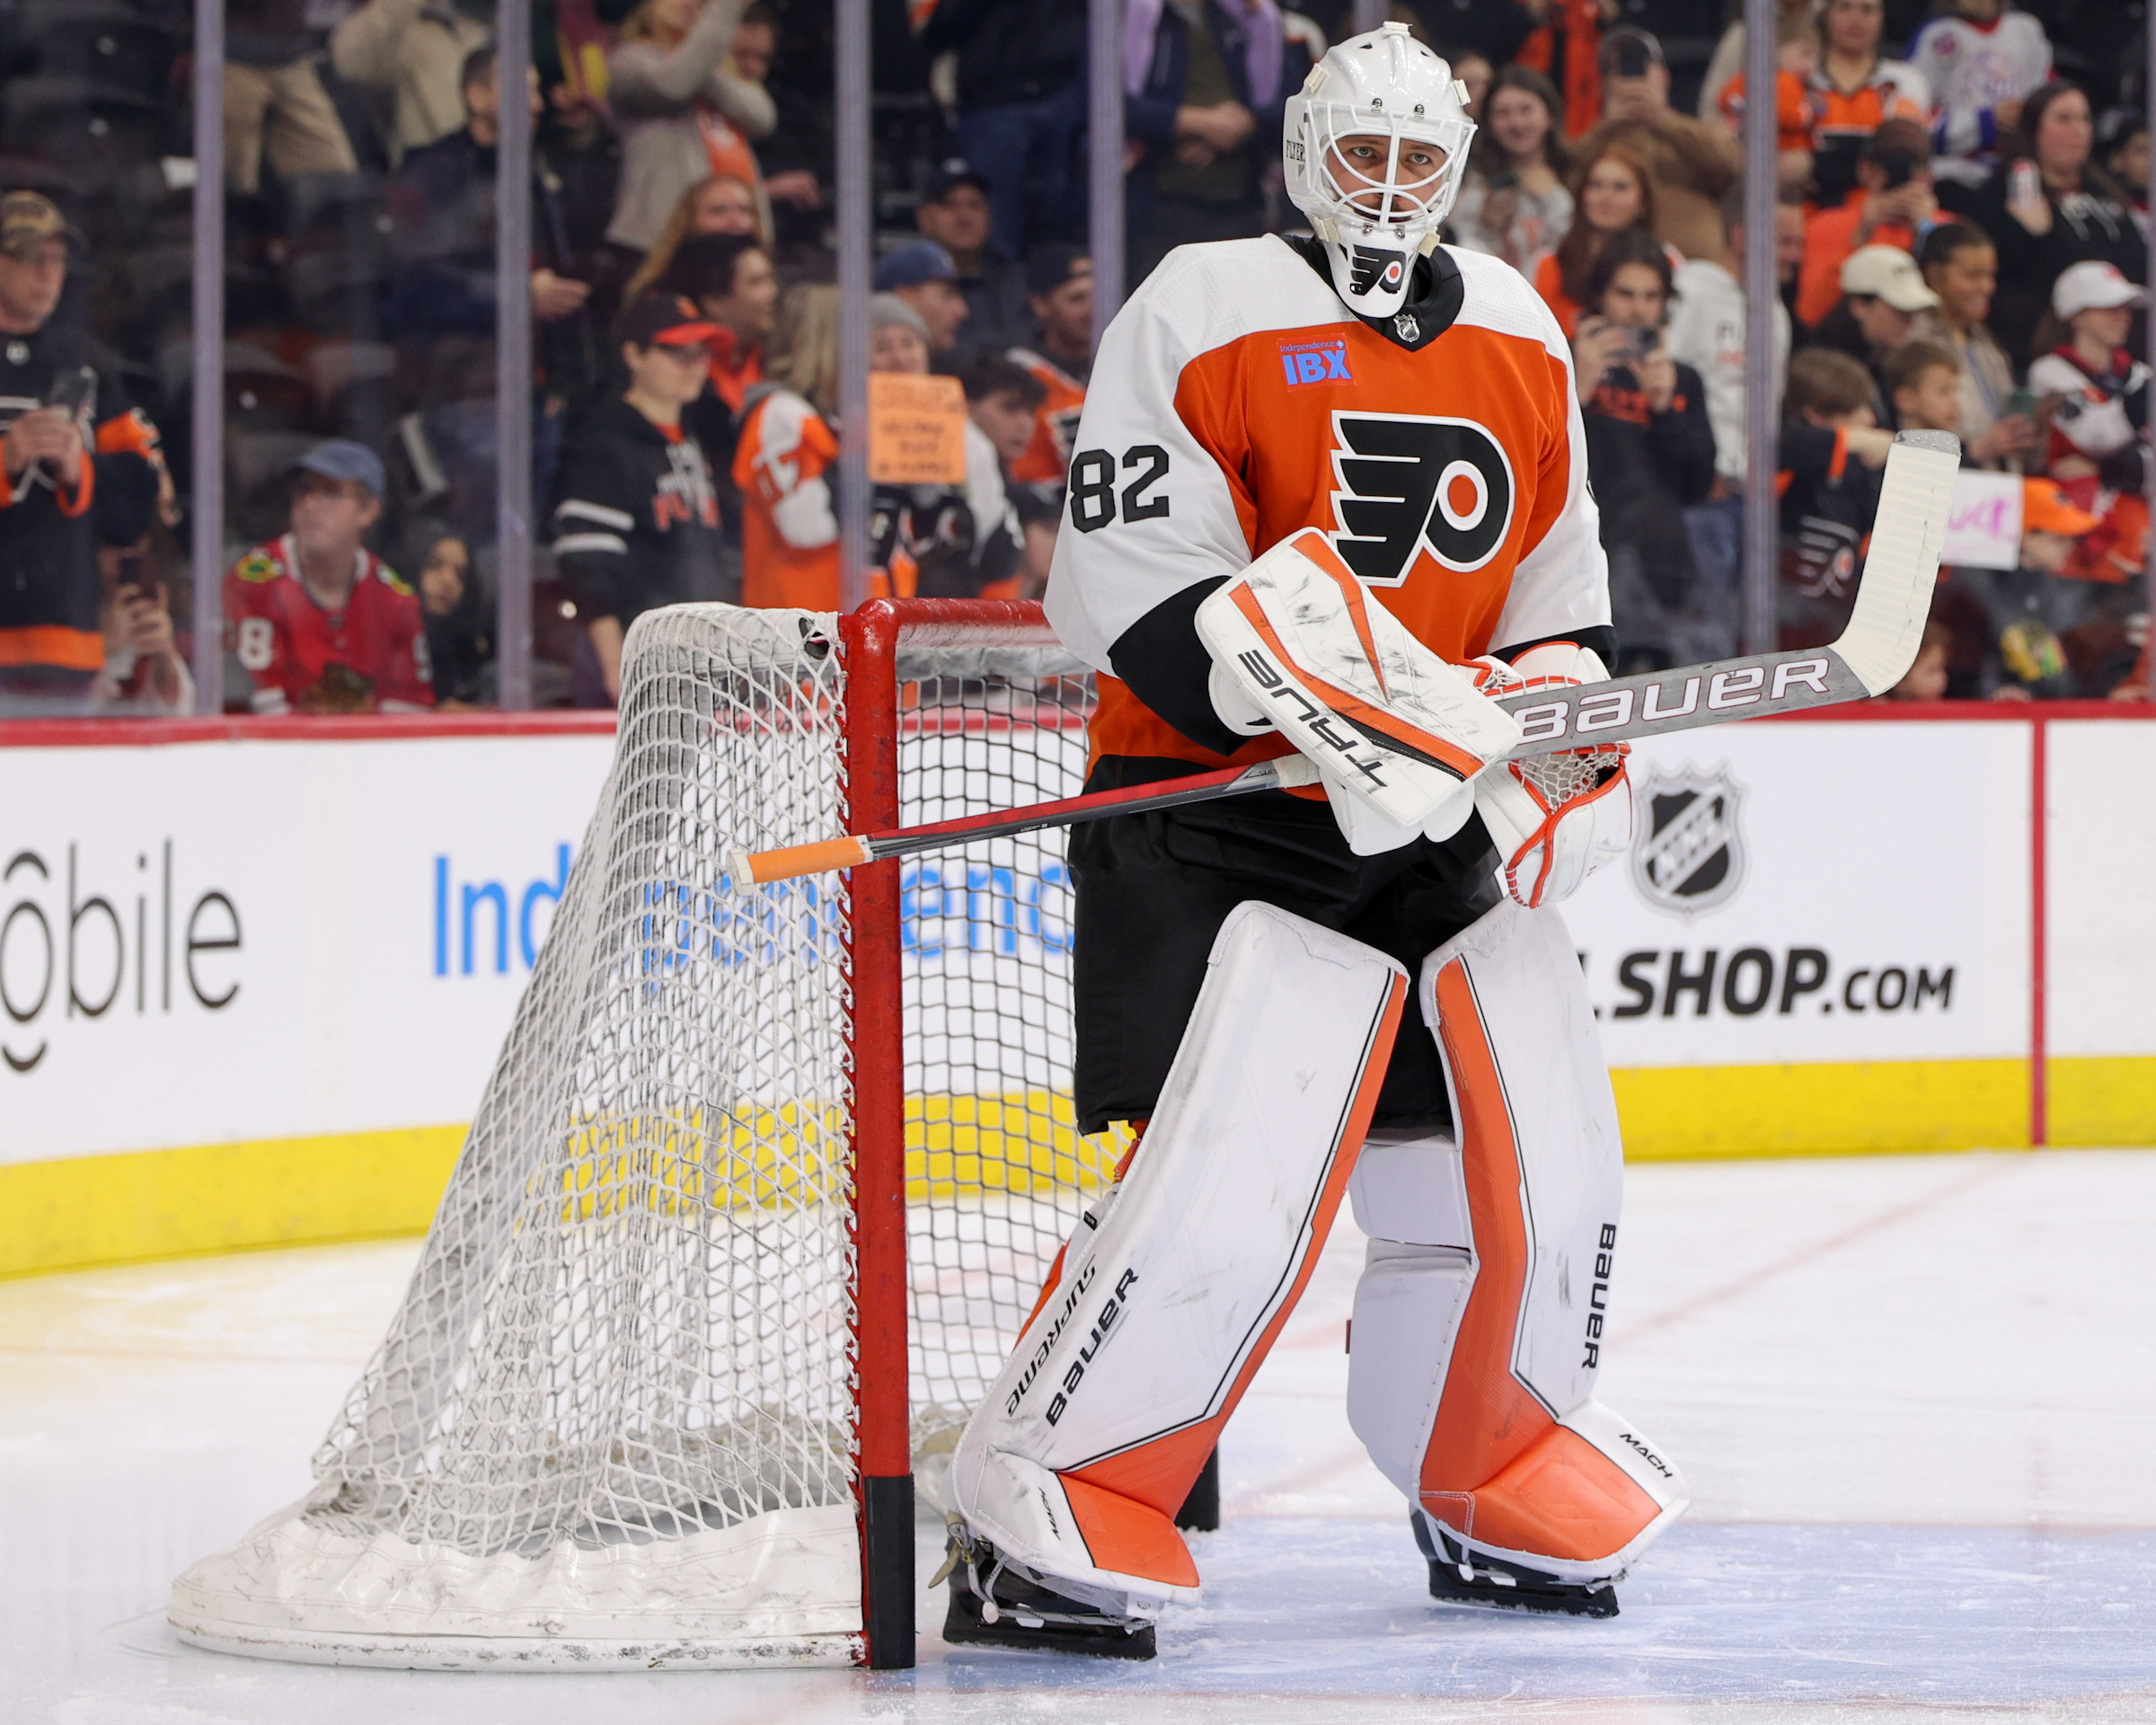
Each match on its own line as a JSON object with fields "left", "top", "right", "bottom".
{"left": 170, "top": 601, "right": 1103, "bottom": 1672}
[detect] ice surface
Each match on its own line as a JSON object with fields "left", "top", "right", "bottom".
{"left": 5, "top": 1149, "right": 2154, "bottom": 1723}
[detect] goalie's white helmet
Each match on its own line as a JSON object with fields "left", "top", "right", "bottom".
{"left": 1284, "top": 21, "right": 1475, "bottom": 320}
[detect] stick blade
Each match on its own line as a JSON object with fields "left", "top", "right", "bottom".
{"left": 1833, "top": 429, "right": 1960, "bottom": 695}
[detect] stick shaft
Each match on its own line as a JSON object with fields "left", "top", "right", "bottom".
{"left": 733, "top": 758, "right": 1311, "bottom": 886}
{"left": 732, "top": 435, "right": 1954, "bottom": 888}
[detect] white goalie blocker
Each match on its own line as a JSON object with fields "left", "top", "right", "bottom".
{"left": 1194, "top": 526, "right": 1521, "bottom": 854}
{"left": 1353, "top": 900, "right": 1688, "bottom": 1589}
{"left": 950, "top": 903, "right": 1409, "bottom": 1612}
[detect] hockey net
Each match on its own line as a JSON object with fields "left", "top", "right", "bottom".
{"left": 170, "top": 601, "right": 1104, "bottom": 1670}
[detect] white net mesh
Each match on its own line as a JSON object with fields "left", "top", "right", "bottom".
{"left": 169, "top": 604, "right": 1105, "bottom": 1668}
{"left": 1515, "top": 744, "right": 1626, "bottom": 808}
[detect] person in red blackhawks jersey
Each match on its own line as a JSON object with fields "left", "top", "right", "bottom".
{"left": 224, "top": 440, "right": 434, "bottom": 714}
{"left": 938, "top": 22, "right": 1685, "bottom": 1661}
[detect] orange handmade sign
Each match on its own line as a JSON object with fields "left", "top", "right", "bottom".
{"left": 868, "top": 374, "right": 967, "bottom": 484}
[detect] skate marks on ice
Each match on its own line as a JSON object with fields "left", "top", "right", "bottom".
{"left": 7, "top": 1151, "right": 2156, "bottom": 1722}
{"left": 913, "top": 1516, "right": 2156, "bottom": 1716}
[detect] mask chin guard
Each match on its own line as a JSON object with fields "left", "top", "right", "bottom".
{"left": 1321, "top": 230, "right": 1430, "bottom": 319}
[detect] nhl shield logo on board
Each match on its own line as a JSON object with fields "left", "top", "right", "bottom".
{"left": 1630, "top": 764, "right": 1746, "bottom": 919}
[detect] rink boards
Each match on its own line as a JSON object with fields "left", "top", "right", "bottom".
{"left": 0, "top": 704, "right": 2150, "bottom": 1275}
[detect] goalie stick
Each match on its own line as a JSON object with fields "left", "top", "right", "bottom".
{"left": 725, "top": 430, "right": 1957, "bottom": 889}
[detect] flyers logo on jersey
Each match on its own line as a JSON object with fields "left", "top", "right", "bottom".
{"left": 1328, "top": 411, "right": 1515, "bottom": 585}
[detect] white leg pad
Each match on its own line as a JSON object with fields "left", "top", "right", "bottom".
{"left": 950, "top": 901, "right": 1409, "bottom": 1606}
{"left": 1347, "top": 898, "right": 1688, "bottom": 1588}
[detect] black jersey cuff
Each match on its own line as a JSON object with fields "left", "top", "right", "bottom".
{"left": 1105, "top": 576, "right": 1241, "bottom": 756}
{"left": 1491, "top": 624, "right": 1618, "bottom": 668}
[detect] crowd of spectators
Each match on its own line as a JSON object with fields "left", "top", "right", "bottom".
{"left": 0, "top": 0, "right": 2144, "bottom": 716}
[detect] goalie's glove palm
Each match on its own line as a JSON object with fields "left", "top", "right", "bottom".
{"left": 1466, "top": 649, "right": 1632, "bottom": 907}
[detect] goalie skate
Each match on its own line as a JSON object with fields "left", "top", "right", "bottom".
{"left": 1411, "top": 1510, "right": 1620, "bottom": 1618}
{"left": 938, "top": 1528, "right": 1159, "bottom": 1660}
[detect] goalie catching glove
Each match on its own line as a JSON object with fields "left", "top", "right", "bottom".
{"left": 1465, "top": 644, "right": 1631, "bottom": 908}
{"left": 1194, "top": 529, "right": 1522, "bottom": 855}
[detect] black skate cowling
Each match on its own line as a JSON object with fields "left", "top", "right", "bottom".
{"left": 940, "top": 1544, "right": 1158, "bottom": 1659}
{"left": 1412, "top": 1511, "right": 1620, "bottom": 1619}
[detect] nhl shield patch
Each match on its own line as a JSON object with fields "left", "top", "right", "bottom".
{"left": 1630, "top": 764, "right": 1746, "bottom": 917}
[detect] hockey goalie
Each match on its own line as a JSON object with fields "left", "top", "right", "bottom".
{"left": 939, "top": 22, "right": 1688, "bottom": 1658}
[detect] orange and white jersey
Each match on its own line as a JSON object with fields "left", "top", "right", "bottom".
{"left": 1718, "top": 61, "right": 1930, "bottom": 160}
{"left": 733, "top": 385, "right": 841, "bottom": 611}
{"left": 1006, "top": 346, "right": 1087, "bottom": 486}
{"left": 1044, "top": 234, "right": 1608, "bottom": 769}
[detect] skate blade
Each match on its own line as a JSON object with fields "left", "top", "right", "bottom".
{"left": 1426, "top": 1561, "right": 1619, "bottom": 1618}
{"left": 942, "top": 1591, "right": 1158, "bottom": 1659}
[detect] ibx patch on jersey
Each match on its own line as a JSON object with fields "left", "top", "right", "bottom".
{"left": 1278, "top": 338, "right": 1353, "bottom": 387}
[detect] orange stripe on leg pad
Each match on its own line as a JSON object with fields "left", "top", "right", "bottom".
{"left": 1433, "top": 1424, "right": 1661, "bottom": 1564}
{"left": 1423, "top": 957, "right": 1551, "bottom": 1499}
{"left": 1061, "top": 1473, "right": 1201, "bottom": 1589}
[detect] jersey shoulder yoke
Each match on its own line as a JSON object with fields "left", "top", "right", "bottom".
{"left": 1129, "top": 234, "right": 1352, "bottom": 355}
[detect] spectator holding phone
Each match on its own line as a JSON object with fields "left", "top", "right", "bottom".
{"left": 1448, "top": 66, "right": 1573, "bottom": 283}
{"left": 1949, "top": 82, "right": 2145, "bottom": 372}
{"left": 225, "top": 441, "right": 435, "bottom": 715}
{"left": 1572, "top": 229, "right": 1719, "bottom": 671}
{"left": 1912, "top": 222, "right": 2040, "bottom": 469}
{"left": 0, "top": 193, "right": 166, "bottom": 710}
{"left": 92, "top": 537, "right": 192, "bottom": 713}
{"left": 1795, "top": 119, "right": 1937, "bottom": 330}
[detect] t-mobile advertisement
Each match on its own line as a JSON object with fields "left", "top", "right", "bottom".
{"left": 0, "top": 732, "right": 612, "bottom": 1166}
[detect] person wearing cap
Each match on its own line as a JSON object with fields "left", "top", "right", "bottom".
{"left": 1573, "top": 27, "right": 1742, "bottom": 263}
{"left": 917, "top": 2, "right": 1088, "bottom": 267}
{"left": 875, "top": 241, "right": 970, "bottom": 355}
{"left": 1795, "top": 119, "right": 1938, "bottom": 329}
{"left": 2027, "top": 261, "right": 2149, "bottom": 483}
{"left": 552, "top": 295, "right": 727, "bottom": 702}
{"left": 862, "top": 296, "right": 1021, "bottom": 602}
{"left": 0, "top": 191, "right": 169, "bottom": 707}
{"left": 223, "top": 441, "right": 435, "bottom": 715}
{"left": 914, "top": 163, "right": 1030, "bottom": 358}
{"left": 1808, "top": 243, "right": 1940, "bottom": 392}
{"left": 2025, "top": 261, "right": 2151, "bottom": 582}
{"left": 1005, "top": 245, "right": 1092, "bottom": 495}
